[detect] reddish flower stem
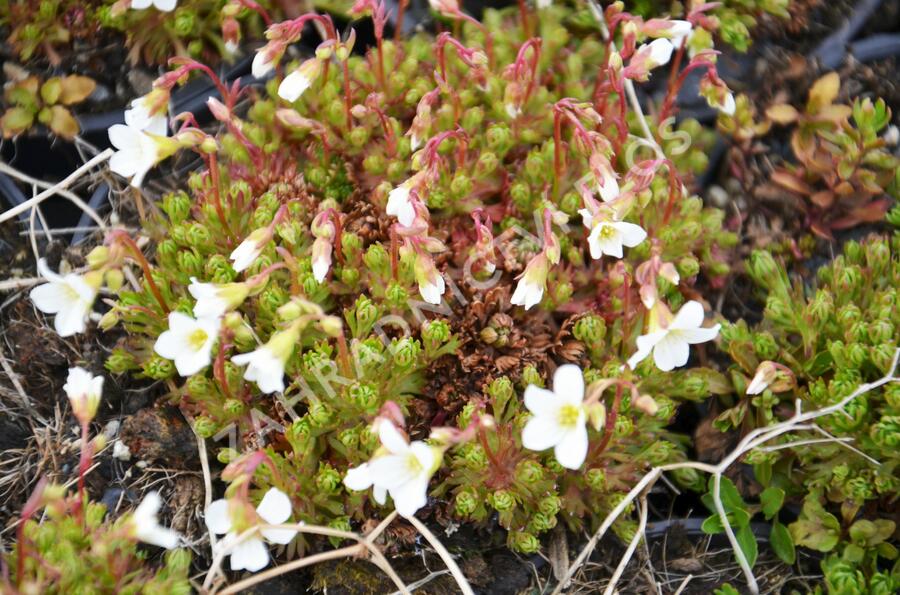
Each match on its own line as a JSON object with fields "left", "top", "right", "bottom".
{"left": 111, "top": 232, "right": 170, "bottom": 314}
{"left": 207, "top": 152, "right": 235, "bottom": 245}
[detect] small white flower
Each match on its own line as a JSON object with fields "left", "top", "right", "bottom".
{"left": 252, "top": 48, "right": 277, "bottom": 79}
{"left": 720, "top": 92, "right": 736, "bottom": 116}
{"left": 587, "top": 220, "right": 647, "bottom": 259}
{"left": 229, "top": 227, "right": 271, "bottom": 273}
{"left": 132, "top": 491, "right": 181, "bottom": 549}
{"left": 205, "top": 488, "right": 295, "bottom": 573}
{"left": 746, "top": 361, "right": 777, "bottom": 395}
{"left": 344, "top": 420, "right": 439, "bottom": 518}
{"left": 108, "top": 123, "right": 161, "bottom": 188}
{"left": 646, "top": 38, "right": 675, "bottom": 69}
{"left": 521, "top": 365, "right": 589, "bottom": 470}
{"left": 124, "top": 96, "right": 167, "bottom": 136}
{"left": 64, "top": 366, "right": 103, "bottom": 424}
{"left": 311, "top": 238, "right": 332, "bottom": 283}
{"left": 231, "top": 325, "right": 298, "bottom": 394}
{"left": 536, "top": 0, "right": 552, "bottom": 9}
{"left": 627, "top": 300, "right": 720, "bottom": 371}
{"left": 153, "top": 312, "right": 220, "bottom": 377}
{"left": 188, "top": 278, "right": 249, "bottom": 319}
{"left": 386, "top": 183, "right": 416, "bottom": 226}
{"left": 511, "top": 253, "right": 551, "bottom": 310}
{"left": 131, "top": 0, "right": 177, "bottom": 11}
{"left": 667, "top": 20, "right": 693, "bottom": 46}
{"left": 278, "top": 58, "right": 323, "bottom": 102}
{"left": 29, "top": 258, "right": 98, "bottom": 337}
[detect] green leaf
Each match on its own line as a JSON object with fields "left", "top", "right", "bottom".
{"left": 701, "top": 508, "right": 751, "bottom": 534}
{"left": 736, "top": 524, "right": 759, "bottom": 569}
{"left": 843, "top": 543, "right": 865, "bottom": 563}
{"left": 760, "top": 487, "right": 785, "bottom": 520}
{"left": 753, "top": 461, "right": 773, "bottom": 487}
{"left": 707, "top": 476, "right": 745, "bottom": 512}
{"left": 714, "top": 584, "right": 740, "bottom": 595}
{"left": 770, "top": 521, "right": 796, "bottom": 564}
{"left": 40, "top": 78, "right": 62, "bottom": 105}
{"left": 0, "top": 107, "right": 35, "bottom": 138}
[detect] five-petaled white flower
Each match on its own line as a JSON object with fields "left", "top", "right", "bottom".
{"left": 344, "top": 420, "right": 440, "bottom": 518}
{"left": 108, "top": 123, "right": 161, "bottom": 188}
{"left": 278, "top": 58, "right": 324, "bottom": 103}
{"left": 627, "top": 300, "right": 720, "bottom": 371}
{"left": 30, "top": 258, "right": 98, "bottom": 337}
{"left": 230, "top": 227, "right": 273, "bottom": 273}
{"left": 153, "top": 311, "right": 220, "bottom": 376}
{"left": 521, "top": 365, "right": 589, "bottom": 470}
{"left": 587, "top": 220, "right": 647, "bottom": 259}
{"left": 64, "top": 366, "right": 103, "bottom": 424}
{"left": 205, "top": 488, "right": 296, "bottom": 573}
{"left": 132, "top": 491, "right": 181, "bottom": 549}
{"left": 231, "top": 324, "right": 299, "bottom": 394}
{"left": 131, "top": 0, "right": 177, "bottom": 11}
{"left": 188, "top": 278, "right": 250, "bottom": 320}
{"left": 645, "top": 38, "right": 675, "bottom": 69}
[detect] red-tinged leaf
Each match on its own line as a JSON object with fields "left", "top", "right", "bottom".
{"left": 771, "top": 170, "right": 813, "bottom": 196}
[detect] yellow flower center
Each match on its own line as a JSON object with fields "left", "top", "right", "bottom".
{"left": 188, "top": 329, "right": 209, "bottom": 350}
{"left": 557, "top": 404, "right": 581, "bottom": 428}
{"left": 597, "top": 225, "right": 616, "bottom": 240}
{"left": 404, "top": 452, "right": 423, "bottom": 474}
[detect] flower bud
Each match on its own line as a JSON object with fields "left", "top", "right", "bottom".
{"left": 98, "top": 309, "right": 119, "bottom": 331}
{"left": 454, "top": 488, "right": 479, "bottom": 516}
{"left": 490, "top": 489, "right": 515, "bottom": 512}
{"left": 508, "top": 530, "right": 540, "bottom": 554}
{"left": 316, "top": 464, "right": 342, "bottom": 492}
{"left": 349, "top": 382, "right": 380, "bottom": 413}
{"left": 515, "top": 459, "right": 544, "bottom": 484}
{"left": 142, "top": 354, "right": 175, "bottom": 380}
{"left": 586, "top": 468, "right": 606, "bottom": 490}
{"left": 194, "top": 416, "right": 218, "bottom": 438}
{"left": 106, "top": 349, "right": 138, "bottom": 374}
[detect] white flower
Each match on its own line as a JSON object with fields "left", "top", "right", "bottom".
{"left": 124, "top": 96, "right": 167, "bottom": 136}
{"left": 627, "top": 300, "right": 720, "bottom": 371}
{"left": 746, "top": 361, "right": 777, "bottom": 395}
{"left": 252, "top": 48, "right": 277, "bottom": 79}
{"left": 511, "top": 253, "right": 551, "bottom": 310}
{"left": 132, "top": 491, "right": 181, "bottom": 549}
{"left": 231, "top": 325, "right": 299, "bottom": 394}
{"left": 64, "top": 366, "right": 103, "bottom": 424}
{"left": 188, "top": 278, "right": 249, "bottom": 319}
{"left": 108, "top": 123, "right": 160, "bottom": 188}
{"left": 344, "top": 420, "right": 439, "bottom": 518}
{"left": 278, "top": 58, "right": 323, "bottom": 102}
{"left": 537, "top": 0, "right": 552, "bottom": 8}
{"left": 131, "top": 0, "right": 177, "bottom": 11}
{"left": 667, "top": 20, "right": 693, "bottom": 46}
{"left": 205, "top": 488, "right": 295, "bottom": 573}
{"left": 29, "top": 258, "right": 98, "bottom": 337}
{"left": 229, "top": 227, "right": 271, "bottom": 272}
{"left": 646, "top": 38, "right": 675, "bottom": 69}
{"left": 153, "top": 312, "right": 220, "bottom": 377}
{"left": 521, "top": 365, "right": 589, "bottom": 470}
{"left": 719, "top": 92, "right": 736, "bottom": 116}
{"left": 386, "top": 183, "right": 416, "bottom": 226}
{"left": 587, "top": 220, "right": 647, "bottom": 259}
{"left": 311, "top": 237, "right": 332, "bottom": 283}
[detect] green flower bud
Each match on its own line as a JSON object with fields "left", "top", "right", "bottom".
{"left": 217, "top": 448, "right": 239, "bottom": 464}
{"left": 349, "top": 126, "right": 369, "bottom": 147}
{"left": 105, "top": 349, "right": 138, "bottom": 374}
{"left": 490, "top": 489, "right": 515, "bottom": 512}
{"left": 461, "top": 443, "right": 488, "bottom": 470}
{"left": 340, "top": 267, "right": 360, "bottom": 286}
{"left": 354, "top": 295, "right": 378, "bottom": 328}
{"left": 338, "top": 427, "right": 360, "bottom": 449}
{"left": 521, "top": 365, "right": 543, "bottom": 388}
{"left": 173, "top": 8, "right": 197, "bottom": 36}
{"left": 475, "top": 151, "right": 499, "bottom": 178}
{"left": 142, "top": 354, "right": 175, "bottom": 380}
{"left": 223, "top": 399, "right": 244, "bottom": 416}
{"left": 529, "top": 512, "right": 557, "bottom": 533}
{"left": 349, "top": 382, "right": 380, "bottom": 413}
{"left": 488, "top": 376, "right": 514, "bottom": 402}
{"left": 486, "top": 123, "right": 513, "bottom": 154}
{"left": 573, "top": 315, "right": 606, "bottom": 347}
{"left": 316, "top": 464, "right": 342, "bottom": 492}
{"left": 205, "top": 254, "right": 237, "bottom": 283}
{"left": 752, "top": 332, "right": 779, "bottom": 360}
{"left": 286, "top": 417, "right": 313, "bottom": 449}
{"left": 748, "top": 251, "right": 780, "bottom": 286}
{"left": 194, "top": 416, "right": 218, "bottom": 438}
{"left": 186, "top": 374, "right": 213, "bottom": 397}
{"left": 391, "top": 337, "right": 420, "bottom": 369}
{"left": 515, "top": 459, "right": 544, "bottom": 484}
{"left": 508, "top": 530, "right": 540, "bottom": 554}
{"left": 454, "top": 488, "right": 479, "bottom": 516}
{"left": 538, "top": 494, "right": 560, "bottom": 517}
{"left": 176, "top": 250, "right": 204, "bottom": 277}
{"left": 363, "top": 243, "right": 389, "bottom": 275}
{"left": 162, "top": 191, "right": 191, "bottom": 224}
{"left": 450, "top": 173, "right": 473, "bottom": 198}
{"left": 586, "top": 468, "right": 606, "bottom": 490}
{"left": 308, "top": 401, "right": 334, "bottom": 427}
{"left": 422, "top": 319, "right": 451, "bottom": 346}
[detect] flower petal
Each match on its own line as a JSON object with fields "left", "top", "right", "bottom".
{"left": 523, "top": 385, "right": 557, "bottom": 416}
{"left": 521, "top": 414, "right": 567, "bottom": 452}
{"left": 256, "top": 488, "right": 292, "bottom": 525}
{"left": 378, "top": 421, "right": 409, "bottom": 454}
{"left": 205, "top": 499, "right": 233, "bottom": 535}
{"left": 343, "top": 463, "right": 374, "bottom": 491}
{"left": 553, "top": 364, "right": 585, "bottom": 404}
{"left": 554, "top": 422, "right": 588, "bottom": 470}
{"left": 261, "top": 526, "right": 296, "bottom": 545}
{"left": 230, "top": 537, "right": 269, "bottom": 572}
{"left": 29, "top": 282, "right": 67, "bottom": 314}
{"left": 679, "top": 324, "right": 720, "bottom": 344}
{"left": 391, "top": 475, "right": 429, "bottom": 518}
{"left": 652, "top": 335, "right": 690, "bottom": 371}
{"left": 670, "top": 300, "right": 705, "bottom": 330}
{"left": 616, "top": 222, "right": 647, "bottom": 247}
{"left": 368, "top": 454, "right": 418, "bottom": 488}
